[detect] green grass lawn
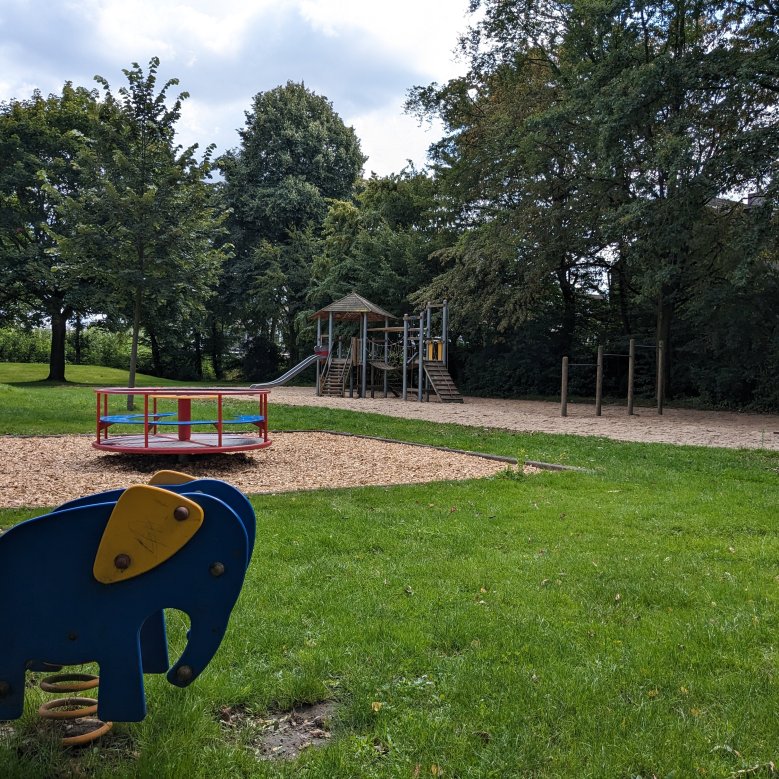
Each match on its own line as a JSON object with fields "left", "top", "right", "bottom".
{"left": 1, "top": 363, "right": 778, "bottom": 777}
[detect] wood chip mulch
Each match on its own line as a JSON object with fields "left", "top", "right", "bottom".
{"left": 0, "top": 433, "right": 523, "bottom": 508}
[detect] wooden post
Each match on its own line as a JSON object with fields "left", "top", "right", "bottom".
{"left": 349, "top": 336, "right": 356, "bottom": 398}
{"left": 627, "top": 338, "right": 635, "bottom": 416}
{"left": 561, "top": 356, "right": 569, "bottom": 417}
{"left": 316, "top": 318, "right": 322, "bottom": 396}
{"left": 424, "top": 303, "right": 432, "bottom": 401}
{"left": 656, "top": 339, "right": 664, "bottom": 415}
{"left": 595, "top": 345, "right": 604, "bottom": 416}
{"left": 402, "top": 315, "right": 409, "bottom": 401}
{"left": 383, "top": 317, "right": 389, "bottom": 398}
{"left": 442, "top": 299, "right": 449, "bottom": 367}
{"left": 361, "top": 313, "right": 368, "bottom": 399}
{"left": 418, "top": 310, "right": 424, "bottom": 402}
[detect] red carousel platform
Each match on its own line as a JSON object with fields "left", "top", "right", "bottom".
{"left": 94, "top": 387, "right": 271, "bottom": 454}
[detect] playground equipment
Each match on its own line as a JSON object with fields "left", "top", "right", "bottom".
{"left": 560, "top": 339, "right": 665, "bottom": 416}
{"left": 311, "top": 292, "right": 463, "bottom": 403}
{"left": 0, "top": 473, "right": 255, "bottom": 742}
{"left": 250, "top": 351, "right": 324, "bottom": 389}
{"left": 94, "top": 387, "right": 271, "bottom": 454}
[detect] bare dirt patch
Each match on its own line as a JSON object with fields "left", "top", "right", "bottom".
{"left": 218, "top": 701, "right": 336, "bottom": 761}
{"left": 0, "top": 432, "right": 515, "bottom": 508}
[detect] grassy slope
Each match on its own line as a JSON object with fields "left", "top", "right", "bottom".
{"left": 0, "top": 363, "right": 190, "bottom": 434}
{"left": 0, "top": 363, "right": 777, "bottom": 777}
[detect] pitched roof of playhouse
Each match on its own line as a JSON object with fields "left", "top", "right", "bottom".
{"left": 310, "top": 292, "right": 396, "bottom": 322}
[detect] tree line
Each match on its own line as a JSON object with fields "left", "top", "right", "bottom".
{"left": 1, "top": 0, "right": 778, "bottom": 411}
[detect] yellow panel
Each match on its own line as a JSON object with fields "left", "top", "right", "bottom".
{"left": 148, "top": 470, "right": 196, "bottom": 486}
{"left": 93, "top": 486, "right": 204, "bottom": 584}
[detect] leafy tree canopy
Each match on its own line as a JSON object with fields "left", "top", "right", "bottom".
{"left": 0, "top": 83, "right": 105, "bottom": 379}
{"left": 219, "top": 81, "right": 365, "bottom": 362}
{"left": 56, "top": 58, "right": 229, "bottom": 395}
{"left": 409, "top": 0, "right": 779, "bottom": 389}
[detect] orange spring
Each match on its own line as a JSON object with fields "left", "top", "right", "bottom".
{"left": 38, "top": 673, "right": 113, "bottom": 747}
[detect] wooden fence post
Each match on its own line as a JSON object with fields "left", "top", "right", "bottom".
{"left": 656, "top": 340, "right": 664, "bottom": 415}
{"left": 561, "top": 356, "right": 569, "bottom": 417}
{"left": 627, "top": 338, "right": 635, "bottom": 416}
{"left": 595, "top": 345, "right": 604, "bottom": 416}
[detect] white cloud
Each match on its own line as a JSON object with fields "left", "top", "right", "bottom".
{"left": 298, "top": 0, "right": 470, "bottom": 78}
{"left": 350, "top": 106, "right": 445, "bottom": 177}
{"left": 177, "top": 95, "right": 247, "bottom": 155}
{"left": 0, "top": 0, "right": 474, "bottom": 175}
{"left": 86, "top": 0, "right": 277, "bottom": 61}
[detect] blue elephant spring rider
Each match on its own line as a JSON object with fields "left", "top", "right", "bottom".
{"left": 0, "top": 471, "right": 256, "bottom": 738}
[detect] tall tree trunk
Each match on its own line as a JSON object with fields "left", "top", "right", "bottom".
{"left": 127, "top": 286, "right": 142, "bottom": 410}
{"left": 285, "top": 314, "right": 299, "bottom": 364}
{"left": 656, "top": 290, "right": 674, "bottom": 399}
{"left": 556, "top": 266, "right": 577, "bottom": 357}
{"left": 149, "top": 329, "right": 162, "bottom": 376}
{"left": 211, "top": 320, "right": 223, "bottom": 380}
{"left": 47, "top": 306, "right": 71, "bottom": 382}
{"left": 194, "top": 331, "right": 203, "bottom": 380}
{"left": 73, "top": 314, "right": 83, "bottom": 365}
{"left": 610, "top": 252, "right": 633, "bottom": 336}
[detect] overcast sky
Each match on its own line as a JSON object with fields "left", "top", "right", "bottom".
{"left": 0, "top": 0, "right": 474, "bottom": 176}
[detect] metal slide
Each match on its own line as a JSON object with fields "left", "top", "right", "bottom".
{"left": 249, "top": 353, "right": 319, "bottom": 389}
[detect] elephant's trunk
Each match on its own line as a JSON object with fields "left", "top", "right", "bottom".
{"left": 166, "top": 609, "right": 232, "bottom": 688}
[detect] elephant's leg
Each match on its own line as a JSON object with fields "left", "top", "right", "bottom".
{"left": 0, "top": 663, "right": 28, "bottom": 720}
{"left": 96, "top": 636, "right": 147, "bottom": 722}
{"left": 140, "top": 611, "right": 169, "bottom": 674}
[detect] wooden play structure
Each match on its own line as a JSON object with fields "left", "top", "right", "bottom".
{"left": 94, "top": 387, "right": 271, "bottom": 454}
{"left": 310, "top": 293, "right": 463, "bottom": 403}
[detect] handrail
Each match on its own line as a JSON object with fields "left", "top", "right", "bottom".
{"left": 323, "top": 343, "right": 335, "bottom": 379}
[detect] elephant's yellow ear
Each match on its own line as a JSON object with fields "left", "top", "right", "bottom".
{"left": 148, "top": 470, "right": 196, "bottom": 486}
{"left": 93, "top": 485, "right": 204, "bottom": 584}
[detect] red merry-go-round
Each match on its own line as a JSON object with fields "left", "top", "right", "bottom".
{"left": 93, "top": 387, "right": 271, "bottom": 455}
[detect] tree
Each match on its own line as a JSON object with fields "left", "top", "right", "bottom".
{"left": 579, "top": 0, "right": 779, "bottom": 393}
{"left": 308, "top": 168, "right": 452, "bottom": 316}
{"left": 409, "top": 0, "right": 779, "bottom": 396}
{"left": 220, "top": 81, "right": 365, "bottom": 365}
{"left": 57, "top": 58, "right": 228, "bottom": 400}
{"left": 0, "top": 84, "right": 104, "bottom": 380}
{"left": 408, "top": 36, "right": 609, "bottom": 356}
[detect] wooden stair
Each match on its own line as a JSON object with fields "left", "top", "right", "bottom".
{"left": 321, "top": 357, "right": 351, "bottom": 397}
{"left": 423, "top": 361, "right": 463, "bottom": 403}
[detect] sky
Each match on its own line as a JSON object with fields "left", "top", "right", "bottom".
{"left": 0, "top": 0, "right": 474, "bottom": 176}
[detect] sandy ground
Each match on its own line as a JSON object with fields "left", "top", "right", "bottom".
{"left": 1, "top": 388, "right": 776, "bottom": 508}
{"left": 270, "top": 387, "right": 779, "bottom": 451}
{"left": 0, "top": 432, "right": 514, "bottom": 509}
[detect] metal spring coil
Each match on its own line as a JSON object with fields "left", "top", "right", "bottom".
{"left": 38, "top": 673, "right": 112, "bottom": 747}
